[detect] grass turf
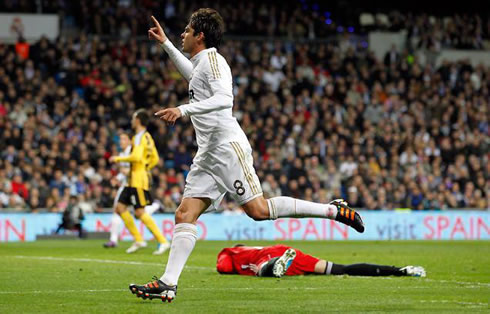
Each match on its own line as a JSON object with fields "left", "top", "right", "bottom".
{"left": 0, "top": 240, "right": 488, "bottom": 313}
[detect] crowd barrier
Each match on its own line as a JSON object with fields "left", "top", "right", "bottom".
{"left": 0, "top": 211, "right": 488, "bottom": 242}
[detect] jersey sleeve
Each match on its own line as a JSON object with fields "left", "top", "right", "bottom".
{"left": 178, "top": 51, "right": 233, "bottom": 117}
{"left": 161, "top": 40, "right": 193, "bottom": 81}
{"left": 114, "top": 139, "right": 143, "bottom": 163}
{"left": 146, "top": 136, "right": 160, "bottom": 170}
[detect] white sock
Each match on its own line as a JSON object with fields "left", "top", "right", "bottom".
{"left": 110, "top": 213, "right": 123, "bottom": 243}
{"left": 267, "top": 197, "right": 337, "bottom": 220}
{"left": 160, "top": 223, "right": 197, "bottom": 286}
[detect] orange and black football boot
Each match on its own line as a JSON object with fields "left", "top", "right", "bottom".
{"left": 330, "top": 199, "right": 365, "bottom": 233}
{"left": 129, "top": 276, "right": 177, "bottom": 303}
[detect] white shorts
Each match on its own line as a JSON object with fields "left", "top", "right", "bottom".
{"left": 183, "top": 141, "right": 263, "bottom": 210}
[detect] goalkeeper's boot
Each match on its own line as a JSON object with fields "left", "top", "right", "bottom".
{"left": 330, "top": 199, "right": 365, "bottom": 233}
{"left": 272, "top": 248, "right": 297, "bottom": 278}
{"left": 129, "top": 276, "right": 177, "bottom": 302}
{"left": 400, "top": 266, "right": 426, "bottom": 277}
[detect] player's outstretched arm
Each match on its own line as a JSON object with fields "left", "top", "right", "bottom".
{"left": 149, "top": 15, "right": 193, "bottom": 81}
{"left": 109, "top": 144, "right": 144, "bottom": 163}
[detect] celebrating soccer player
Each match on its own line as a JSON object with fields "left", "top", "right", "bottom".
{"left": 130, "top": 9, "right": 364, "bottom": 302}
{"left": 109, "top": 109, "right": 170, "bottom": 255}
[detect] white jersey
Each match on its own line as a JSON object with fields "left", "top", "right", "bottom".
{"left": 162, "top": 41, "right": 249, "bottom": 154}
{"left": 115, "top": 145, "right": 131, "bottom": 186}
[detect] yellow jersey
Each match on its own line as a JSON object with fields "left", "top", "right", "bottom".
{"left": 114, "top": 130, "right": 159, "bottom": 190}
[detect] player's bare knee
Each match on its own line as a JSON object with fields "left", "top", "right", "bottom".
{"left": 243, "top": 198, "right": 270, "bottom": 221}
{"left": 245, "top": 205, "right": 269, "bottom": 221}
{"left": 175, "top": 207, "right": 195, "bottom": 224}
{"left": 134, "top": 208, "right": 144, "bottom": 219}
{"left": 115, "top": 203, "right": 126, "bottom": 215}
{"left": 248, "top": 210, "right": 269, "bottom": 221}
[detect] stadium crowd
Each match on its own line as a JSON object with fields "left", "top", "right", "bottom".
{"left": 369, "top": 11, "right": 489, "bottom": 50}
{"left": 0, "top": 1, "right": 489, "bottom": 213}
{"left": 2, "top": 0, "right": 489, "bottom": 50}
{"left": 0, "top": 30, "right": 488, "bottom": 213}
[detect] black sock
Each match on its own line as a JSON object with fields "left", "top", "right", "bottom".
{"left": 258, "top": 257, "right": 279, "bottom": 277}
{"left": 329, "top": 263, "right": 404, "bottom": 276}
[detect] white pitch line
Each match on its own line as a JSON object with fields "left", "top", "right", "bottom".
{"left": 423, "top": 278, "right": 490, "bottom": 288}
{"left": 420, "top": 300, "right": 488, "bottom": 306}
{"left": 10, "top": 255, "right": 214, "bottom": 271}
{"left": 375, "top": 276, "right": 490, "bottom": 288}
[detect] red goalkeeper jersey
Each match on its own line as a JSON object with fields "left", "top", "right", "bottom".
{"left": 216, "top": 244, "right": 319, "bottom": 276}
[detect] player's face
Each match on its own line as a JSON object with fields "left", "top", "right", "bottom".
{"left": 181, "top": 24, "right": 198, "bottom": 53}
{"left": 120, "top": 134, "right": 130, "bottom": 149}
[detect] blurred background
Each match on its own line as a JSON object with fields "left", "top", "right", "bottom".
{"left": 0, "top": 0, "right": 488, "bottom": 220}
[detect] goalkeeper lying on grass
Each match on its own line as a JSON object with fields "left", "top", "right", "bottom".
{"left": 217, "top": 244, "right": 426, "bottom": 278}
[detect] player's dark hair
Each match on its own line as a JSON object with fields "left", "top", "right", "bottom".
{"left": 134, "top": 109, "right": 149, "bottom": 127}
{"left": 189, "top": 8, "right": 224, "bottom": 49}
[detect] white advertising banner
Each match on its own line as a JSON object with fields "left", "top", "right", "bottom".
{"left": 368, "top": 31, "right": 407, "bottom": 61}
{"left": 0, "top": 13, "right": 59, "bottom": 42}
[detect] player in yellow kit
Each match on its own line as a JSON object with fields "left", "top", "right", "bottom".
{"left": 110, "top": 109, "right": 169, "bottom": 255}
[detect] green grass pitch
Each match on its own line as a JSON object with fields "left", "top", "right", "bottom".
{"left": 0, "top": 240, "right": 488, "bottom": 313}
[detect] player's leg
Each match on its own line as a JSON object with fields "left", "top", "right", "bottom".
{"left": 134, "top": 205, "right": 169, "bottom": 255}
{"left": 257, "top": 248, "right": 297, "bottom": 278}
{"left": 117, "top": 202, "right": 147, "bottom": 253}
{"left": 116, "top": 202, "right": 144, "bottom": 243}
{"left": 243, "top": 196, "right": 364, "bottom": 232}
{"left": 161, "top": 197, "right": 209, "bottom": 282}
{"left": 103, "top": 213, "right": 123, "bottom": 247}
{"left": 116, "top": 187, "right": 146, "bottom": 253}
{"left": 226, "top": 142, "right": 364, "bottom": 232}
{"left": 130, "top": 164, "right": 218, "bottom": 302}
{"left": 145, "top": 201, "right": 170, "bottom": 254}
{"left": 132, "top": 188, "right": 169, "bottom": 254}
{"left": 104, "top": 186, "right": 125, "bottom": 248}
{"left": 318, "top": 260, "right": 426, "bottom": 277}
{"left": 130, "top": 197, "right": 210, "bottom": 302}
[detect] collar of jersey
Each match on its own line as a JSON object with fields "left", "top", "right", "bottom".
{"left": 134, "top": 130, "right": 145, "bottom": 145}
{"left": 191, "top": 47, "right": 217, "bottom": 64}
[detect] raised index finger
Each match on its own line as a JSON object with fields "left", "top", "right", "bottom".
{"left": 151, "top": 15, "right": 160, "bottom": 27}
{"left": 155, "top": 108, "right": 168, "bottom": 116}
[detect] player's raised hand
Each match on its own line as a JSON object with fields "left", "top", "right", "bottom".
{"left": 148, "top": 15, "right": 167, "bottom": 44}
{"left": 155, "top": 108, "right": 182, "bottom": 125}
